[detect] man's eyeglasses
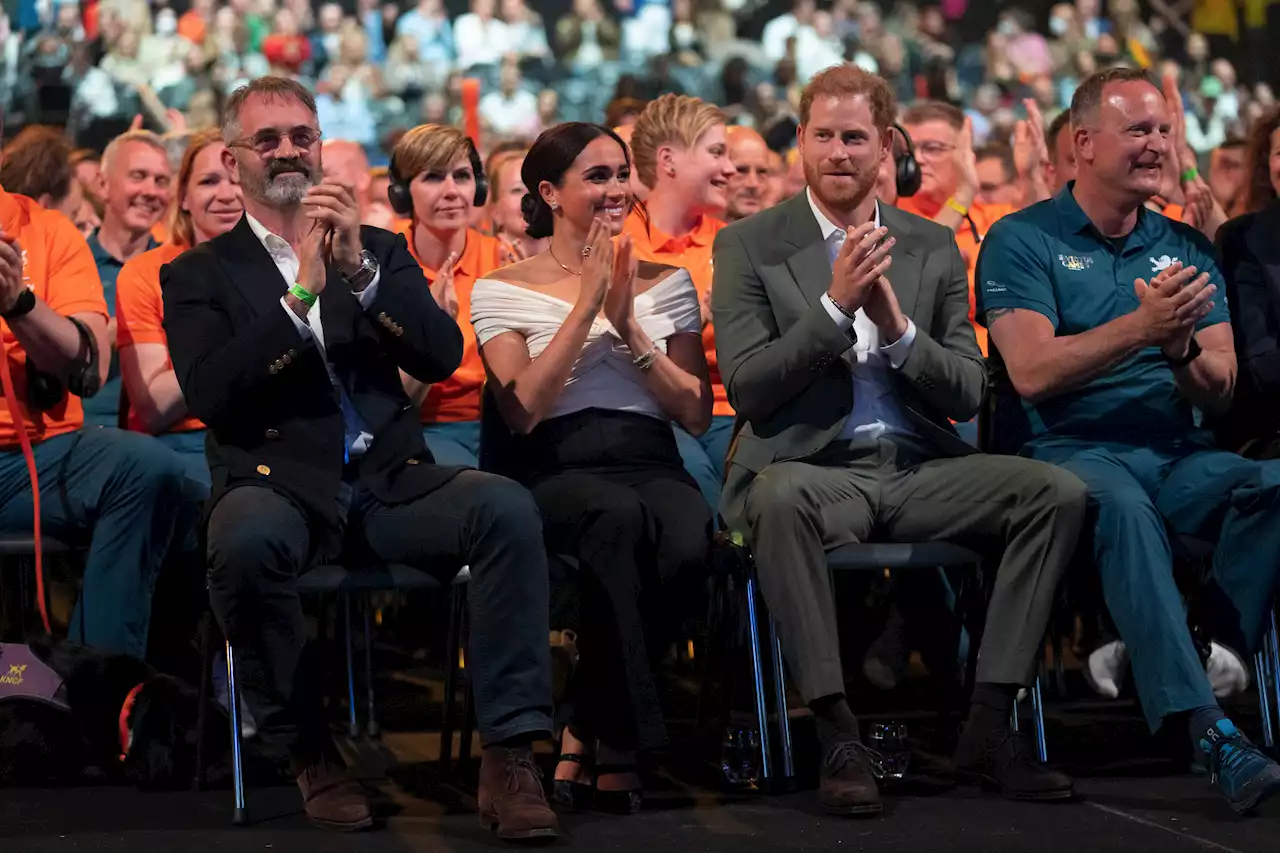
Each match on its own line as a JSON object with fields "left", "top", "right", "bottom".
{"left": 917, "top": 141, "right": 958, "bottom": 159}
{"left": 229, "top": 128, "right": 323, "bottom": 155}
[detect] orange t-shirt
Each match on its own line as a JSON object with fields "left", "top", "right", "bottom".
{"left": 623, "top": 211, "right": 732, "bottom": 417}
{"left": 894, "top": 196, "right": 1016, "bottom": 356}
{"left": 0, "top": 192, "right": 108, "bottom": 449}
{"left": 177, "top": 10, "right": 207, "bottom": 44}
{"left": 399, "top": 223, "right": 500, "bottom": 422}
{"left": 115, "top": 242, "right": 205, "bottom": 435}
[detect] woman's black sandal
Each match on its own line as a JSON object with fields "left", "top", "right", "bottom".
{"left": 593, "top": 764, "right": 643, "bottom": 815}
{"left": 552, "top": 753, "right": 595, "bottom": 810}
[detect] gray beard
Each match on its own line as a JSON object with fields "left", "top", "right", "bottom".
{"left": 244, "top": 168, "right": 317, "bottom": 207}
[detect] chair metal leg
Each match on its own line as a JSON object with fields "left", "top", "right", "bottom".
{"left": 1257, "top": 651, "right": 1274, "bottom": 749}
{"left": 768, "top": 618, "right": 793, "bottom": 781}
{"left": 745, "top": 574, "right": 773, "bottom": 783}
{"left": 1268, "top": 610, "right": 1280, "bottom": 744}
{"left": 225, "top": 642, "right": 247, "bottom": 825}
{"left": 364, "top": 598, "right": 379, "bottom": 739}
{"left": 343, "top": 594, "right": 359, "bottom": 738}
{"left": 439, "top": 588, "right": 463, "bottom": 780}
{"left": 1031, "top": 676, "right": 1048, "bottom": 763}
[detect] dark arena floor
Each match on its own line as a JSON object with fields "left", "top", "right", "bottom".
{"left": 3, "top": 638, "right": 1279, "bottom": 853}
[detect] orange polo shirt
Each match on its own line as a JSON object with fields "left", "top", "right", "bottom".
{"left": 399, "top": 222, "right": 500, "bottom": 422}
{"left": 623, "top": 211, "right": 732, "bottom": 417}
{"left": 895, "top": 196, "right": 1016, "bottom": 356}
{"left": 0, "top": 192, "right": 108, "bottom": 449}
{"left": 115, "top": 242, "right": 205, "bottom": 435}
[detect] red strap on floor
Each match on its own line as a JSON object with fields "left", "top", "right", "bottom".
{"left": 0, "top": 335, "right": 51, "bottom": 633}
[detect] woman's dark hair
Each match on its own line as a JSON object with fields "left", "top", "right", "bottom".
{"left": 520, "top": 122, "right": 630, "bottom": 240}
{"left": 1243, "top": 106, "right": 1280, "bottom": 214}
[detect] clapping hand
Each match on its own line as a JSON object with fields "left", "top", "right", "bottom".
{"left": 603, "top": 233, "right": 638, "bottom": 336}
{"left": 302, "top": 183, "right": 364, "bottom": 279}
{"left": 828, "top": 223, "right": 895, "bottom": 316}
{"left": 1133, "top": 261, "right": 1216, "bottom": 358}
{"left": 0, "top": 231, "right": 26, "bottom": 313}
{"left": 576, "top": 217, "right": 613, "bottom": 315}
{"left": 431, "top": 253, "right": 459, "bottom": 319}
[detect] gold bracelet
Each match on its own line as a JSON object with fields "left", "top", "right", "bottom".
{"left": 945, "top": 197, "right": 969, "bottom": 217}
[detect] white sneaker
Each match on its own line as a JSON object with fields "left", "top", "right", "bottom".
{"left": 1205, "top": 641, "right": 1251, "bottom": 698}
{"left": 1084, "top": 640, "right": 1129, "bottom": 699}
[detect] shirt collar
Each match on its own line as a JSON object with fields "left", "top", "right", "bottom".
{"left": 643, "top": 213, "right": 718, "bottom": 254}
{"left": 87, "top": 230, "right": 159, "bottom": 267}
{"left": 806, "top": 187, "right": 880, "bottom": 242}
{"left": 245, "top": 212, "right": 294, "bottom": 254}
{"left": 400, "top": 221, "right": 480, "bottom": 279}
{"left": 1055, "top": 180, "right": 1154, "bottom": 242}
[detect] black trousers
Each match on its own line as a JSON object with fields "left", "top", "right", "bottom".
{"left": 507, "top": 408, "right": 713, "bottom": 752}
{"left": 204, "top": 469, "right": 553, "bottom": 765}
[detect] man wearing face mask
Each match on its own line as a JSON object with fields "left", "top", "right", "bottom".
{"left": 979, "top": 68, "right": 1280, "bottom": 816}
{"left": 162, "top": 78, "right": 559, "bottom": 838}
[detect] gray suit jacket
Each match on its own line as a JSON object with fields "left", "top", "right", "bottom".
{"left": 711, "top": 192, "right": 986, "bottom": 529}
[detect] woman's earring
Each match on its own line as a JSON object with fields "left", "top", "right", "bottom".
{"left": 549, "top": 200, "right": 559, "bottom": 210}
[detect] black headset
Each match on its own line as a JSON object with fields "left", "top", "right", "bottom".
{"left": 891, "top": 122, "right": 922, "bottom": 199}
{"left": 387, "top": 132, "right": 488, "bottom": 216}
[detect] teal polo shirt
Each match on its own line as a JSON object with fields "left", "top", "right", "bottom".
{"left": 84, "top": 231, "right": 159, "bottom": 427}
{"left": 975, "top": 183, "right": 1229, "bottom": 446}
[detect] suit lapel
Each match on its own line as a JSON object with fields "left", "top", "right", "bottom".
{"left": 878, "top": 204, "right": 924, "bottom": 319}
{"left": 219, "top": 217, "right": 293, "bottom": 317}
{"left": 780, "top": 193, "right": 833, "bottom": 306}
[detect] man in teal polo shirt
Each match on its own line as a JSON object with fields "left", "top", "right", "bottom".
{"left": 84, "top": 130, "right": 170, "bottom": 427}
{"left": 978, "top": 67, "right": 1280, "bottom": 816}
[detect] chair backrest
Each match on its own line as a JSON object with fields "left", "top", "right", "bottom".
{"left": 478, "top": 384, "right": 519, "bottom": 477}
{"left": 980, "top": 338, "right": 1034, "bottom": 456}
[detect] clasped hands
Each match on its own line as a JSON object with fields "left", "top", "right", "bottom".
{"left": 294, "top": 183, "right": 365, "bottom": 297}
{"left": 827, "top": 222, "right": 906, "bottom": 343}
{"left": 1132, "top": 261, "right": 1216, "bottom": 361}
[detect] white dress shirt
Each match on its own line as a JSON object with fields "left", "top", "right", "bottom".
{"left": 807, "top": 189, "right": 921, "bottom": 442}
{"left": 247, "top": 213, "right": 379, "bottom": 458}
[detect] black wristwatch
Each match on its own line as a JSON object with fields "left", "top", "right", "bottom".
{"left": 1, "top": 287, "right": 36, "bottom": 321}
{"left": 1163, "top": 337, "right": 1202, "bottom": 368}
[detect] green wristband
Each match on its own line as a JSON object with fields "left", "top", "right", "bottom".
{"left": 1181, "top": 167, "right": 1199, "bottom": 183}
{"left": 288, "top": 282, "right": 318, "bottom": 308}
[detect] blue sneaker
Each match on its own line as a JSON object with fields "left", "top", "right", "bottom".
{"left": 1200, "top": 720, "right": 1280, "bottom": 815}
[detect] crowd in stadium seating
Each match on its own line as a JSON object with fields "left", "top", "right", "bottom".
{"left": 3, "top": 0, "right": 1280, "bottom": 839}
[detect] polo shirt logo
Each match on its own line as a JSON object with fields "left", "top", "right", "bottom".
{"left": 1150, "top": 255, "right": 1177, "bottom": 273}
{"left": 1058, "top": 254, "right": 1093, "bottom": 271}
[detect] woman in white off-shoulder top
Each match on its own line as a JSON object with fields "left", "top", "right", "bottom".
{"left": 470, "top": 122, "right": 714, "bottom": 815}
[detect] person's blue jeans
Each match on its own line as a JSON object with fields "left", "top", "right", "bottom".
{"left": 674, "top": 415, "right": 735, "bottom": 513}
{"left": 1028, "top": 437, "right": 1280, "bottom": 730}
{"left": 0, "top": 427, "right": 202, "bottom": 658}
{"left": 156, "top": 428, "right": 212, "bottom": 492}
{"left": 423, "top": 420, "right": 481, "bottom": 469}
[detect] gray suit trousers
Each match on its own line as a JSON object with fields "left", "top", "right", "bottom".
{"left": 744, "top": 437, "right": 1087, "bottom": 701}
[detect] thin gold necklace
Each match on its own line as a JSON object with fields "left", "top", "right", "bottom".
{"left": 549, "top": 245, "right": 582, "bottom": 276}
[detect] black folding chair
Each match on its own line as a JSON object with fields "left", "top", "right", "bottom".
{"left": 0, "top": 534, "right": 79, "bottom": 639}
{"left": 198, "top": 560, "right": 471, "bottom": 826}
{"left": 737, "top": 537, "right": 1049, "bottom": 783}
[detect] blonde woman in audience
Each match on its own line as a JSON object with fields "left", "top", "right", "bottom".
{"left": 391, "top": 124, "right": 503, "bottom": 468}
{"left": 116, "top": 129, "right": 243, "bottom": 485}
{"left": 623, "top": 94, "right": 737, "bottom": 511}
{"left": 472, "top": 122, "right": 713, "bottom": 814}
{"left": 485, "top": 146, "right": 549, "bottom": 262}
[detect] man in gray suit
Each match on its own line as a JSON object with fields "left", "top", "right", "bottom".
{"left": 711, "top": 64, "right": 1087, "bottom": 816}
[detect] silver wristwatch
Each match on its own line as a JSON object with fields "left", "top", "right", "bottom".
{"left": 344, "top": 249, "right": 379, "bottom": 291}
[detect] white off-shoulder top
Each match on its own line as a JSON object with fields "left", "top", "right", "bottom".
{"left": 471, "top": 268, "right": 700, "bottom": 421}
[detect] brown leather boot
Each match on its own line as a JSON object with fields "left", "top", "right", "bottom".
{"left": 818, "top": 740, "right": 883, "bottom": 816}
{"left": 295, "top": 759, "right": 375, "bottom": 831}
{"left": 478, "top": 745, "right": 561, "bottom": 841}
